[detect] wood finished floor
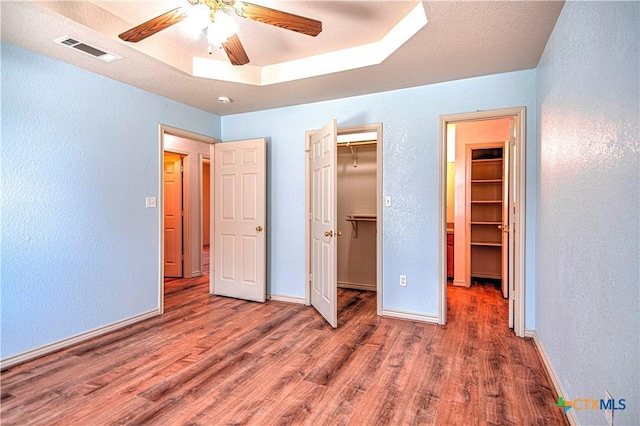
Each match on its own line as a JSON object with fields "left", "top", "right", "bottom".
{"left": 1, "top": 256, "right": 567, "bottom": 425}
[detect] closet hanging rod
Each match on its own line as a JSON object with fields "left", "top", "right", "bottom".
{"left": 337, "top": 140, "right": 377, "bottom": 147}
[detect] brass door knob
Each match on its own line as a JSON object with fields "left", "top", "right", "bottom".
{"left": 256, "top": 226, "right": 263, "bottom": 232}
{"left": 324, "top": 230, "right": 333, "bottom": 237}
{"left": 498, "top": 224, "right": 509, "bottom": 233}
{"left": 336, "top": 230, "right": 342, "bottom": 237}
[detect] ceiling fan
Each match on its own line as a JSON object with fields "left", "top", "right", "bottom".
{"left": 118, "top": 0, "right": 322, "bottom": 66}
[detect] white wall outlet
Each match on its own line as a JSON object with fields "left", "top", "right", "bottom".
{"left": 385, "top": 196, "right": 392, "bottom": 207}
{"left": 145, "top": 196, "right": 157, "bottom": 208}
{"left": 400, "top": 275, "right": 407, "bottom": 287}
{"left": 604, "top": 391, "right": 614, "bottom": 426}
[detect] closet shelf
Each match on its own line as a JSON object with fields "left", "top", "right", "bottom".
{"left": 345, "top": 214, "right": 376, "bottom": 238}
{"left": 470, "top": 241, "right": 502, "bottom": 247}
{"left": 471, "top": 179, "right": 503, "bottom": 183}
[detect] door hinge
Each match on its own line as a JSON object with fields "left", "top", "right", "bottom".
{"left": 181, "top": 254, "right": 184, "bottom": 260}
{"left": 309, "top": 273, "right": 312, "bottom": 283}
{"left": 181, "top": 211, "right": 185, "bottom": 217}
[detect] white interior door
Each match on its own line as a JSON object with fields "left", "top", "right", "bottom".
{"left": 505, "top": 132, "right": 516, "bottom": 328}
{"left": 310, "top": 120, "right": 338, "bottom": 327}
{"left": 501, "top": 140, "right": 510, "bottom": 299}
{"left": 213, "top": 138, "right": 266, "bottom": 302}
{"left": 164, "top": 152, "right": 183, "bottom": 278}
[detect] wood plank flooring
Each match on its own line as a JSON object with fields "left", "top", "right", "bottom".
{"left": 1, "top": 265, "right": 567, "bottom": 425}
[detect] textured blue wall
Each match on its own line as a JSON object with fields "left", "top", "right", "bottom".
{"left": 222, "top": 70, "right": 537, "bottom": 320}
{"left": 1, "top": 42, "right": 221, "bottom": 359}
{"left": 536, "top": 2, "right": 639, "bottom": 424}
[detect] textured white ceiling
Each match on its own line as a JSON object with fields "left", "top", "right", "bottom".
{"left": 0, "top": 1, "right": 565, "bottom": 115}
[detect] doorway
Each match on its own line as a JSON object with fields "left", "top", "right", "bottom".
{"left": 159, "top": 125, "right": 218, "bottom": 313}
{"left": 305, "top": 122, "right": 383, "bottom": 327}
{"left": 439, "top": 108, "right": 526, "bottom": 337}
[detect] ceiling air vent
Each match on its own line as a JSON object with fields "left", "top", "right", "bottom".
{"left": 54, "top": 36, "right": 121, "bottom": 63}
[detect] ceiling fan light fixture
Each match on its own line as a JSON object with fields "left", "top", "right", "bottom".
{"left": 207, "top": 11, "right": 238, "bottom": 47}
{"left": 188, "top": 4, "right": 212, "bottom": 30}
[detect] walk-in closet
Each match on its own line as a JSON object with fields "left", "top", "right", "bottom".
{"left": 336, "top": 135, "right": 377, "bottom": 292}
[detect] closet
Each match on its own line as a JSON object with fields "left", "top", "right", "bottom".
{"left": 336, "top": 139, "right": 377, "bottom": 292}
{"left": 469, "top": 147, "right": 504, "bottom": 280}
{"left": 450, "top": 118, "right": 511, "bottom": 290}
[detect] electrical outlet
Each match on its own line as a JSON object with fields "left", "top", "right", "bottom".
{"left": 400, "top": 275, "right": 407, "bottom": 287}
{"left": 145, "top": 196, "right": 157, "bottom": 208}
{"left": 604, "top": 391, "right": 614, "bottom": 426}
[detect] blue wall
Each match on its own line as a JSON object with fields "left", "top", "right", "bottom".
{"left": 536, "top": 1, "right": 639, "bottom": 424}
{"left": 1, "top": 42, "right": 221, "bottom": 359}
{"left": 221, "top": 70, "right": 538, "bottom": 322}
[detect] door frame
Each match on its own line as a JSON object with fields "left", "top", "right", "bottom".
{"left": 305, "top": 123, "right": 383, "bottom": 316}
{"left": 159, "top": 125, "right": 218, "bottom": 313}
{"left": 439, "top": 107, "right": 526, "bottom": 337}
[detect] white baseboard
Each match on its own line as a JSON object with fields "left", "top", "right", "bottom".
{"left": 338, "top": 280, "right": 376, "bottom": 291}
{"left": 381, "top": 308, "right": 440, "bottom": 324}
{"left": 0, "top": 309, "right": 160, "bottom": 370}
{"left": 529, "top": 330, "right": 578, "bottom": 426}
{"left": 268, "top": 294, "right": 306, "bottom": 305}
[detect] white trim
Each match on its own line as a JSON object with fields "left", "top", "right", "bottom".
{"left": 268, "top": 294, "right": 306, "bottom": 305}
{"left": 209, "top": 143, "right": 216, "bottom": 295}
{"left": 530, "top": 330, "right": 578, "bottom": 426}
{"left": 381, "top": 309, "right": 439, "bottom": 324}
{"left": 0, "top": 309, "right": 160, "bottom": 370}
{"left": 438, "top": 107, "right": 527, "bottom": 336}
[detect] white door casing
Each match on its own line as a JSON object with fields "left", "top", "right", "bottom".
{"left": 310, "top": 120, "right": 338, "bottom": 327}
{"left": 213, "top": 138, "right": 266, "bottom": 303}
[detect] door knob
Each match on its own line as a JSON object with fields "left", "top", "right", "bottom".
{"left": 324, "top": 230, "right": 333, "bottom": 237}
{"left": 498, "top": 225, "right": 509, "bottom": 233}
{"left": 336, "top": 230, "right": 342, "bottom": 237}
{"left": 256, "top": 226, "right": 263, "bottom": 232}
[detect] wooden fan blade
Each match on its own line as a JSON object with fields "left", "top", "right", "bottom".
{"left": 222, "top": 34, "right": 250, "bottom": 66}
{"left": 119, "top": 7, "right": 188, "bottom": 42}
{"left": 235, "top": 2, "right": 322, "bottom": 37}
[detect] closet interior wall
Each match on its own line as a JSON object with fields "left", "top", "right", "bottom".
{"left": 337, "top": 144, "right": 377, "bottom": 291}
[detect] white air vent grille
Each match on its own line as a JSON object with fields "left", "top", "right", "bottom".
{"left": 54, "top": 36, "right": 121, "bottom": 63}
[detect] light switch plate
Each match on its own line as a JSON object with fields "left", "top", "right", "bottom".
{"left": 385, "top": 196, "right": 392, "bottom": 207}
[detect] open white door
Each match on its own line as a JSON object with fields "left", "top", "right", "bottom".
{"left": 310, "top": 120, "right": 338, "bottom": 327}
{"left": 213, "top": 138, "right": 266, "bottom": 302}
{"left": 501, "top": 140, "right": 510, "bottom": 299}
{"left": 505, "top": 133, "right": 516, "bottom": 328}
